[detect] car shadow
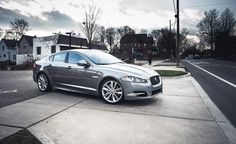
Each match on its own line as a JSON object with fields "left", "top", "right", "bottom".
{"left": 53, "top": 89, "right": 160, "bottom": 107}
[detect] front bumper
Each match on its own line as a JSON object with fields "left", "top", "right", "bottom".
{"left": 122, "top": 78, "right": 163, "bottom": 100}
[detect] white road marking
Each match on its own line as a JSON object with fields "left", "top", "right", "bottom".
{"left": 186, "top": 60, "right": 236, "bottom": 89}
{"left": 0, "top": 89, "right": 18, "bottom": 94}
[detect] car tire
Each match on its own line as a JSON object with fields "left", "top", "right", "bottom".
{"left": 37, "top": 73, "right": 51, "bottom": 92}
{"left": 100, "top": 79, "right": 124, "bottom": 104}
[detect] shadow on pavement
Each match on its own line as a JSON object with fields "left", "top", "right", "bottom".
{"left": 54, "top": 89, "right": 157, "bottom": 106}
{"left": 0, "top": 129, "right": 42, "bottom": 144}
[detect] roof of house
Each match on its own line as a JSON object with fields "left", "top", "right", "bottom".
{"left": 19, "top": 35, "right": 34, "bottom": 46}
{"left": 120, "top": 34, "right": 154, "bottom": 44}
{"left": 1, "top": 39, "right": 18, "bottom": 48}
{"left": 57, "top": 34, "right": 88, "bottom": 46}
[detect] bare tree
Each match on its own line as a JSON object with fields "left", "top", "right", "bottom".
{"left": 81, "top": 5, "right": 102, "bottom": 49}
{"left": 219, "top": 8, "right": 236, "bottom": 34}
{"left": 0, "top": 28, "right": 3, "bottom": 39}
{"left": 9, "top": 18, "right": 29, "bottom": 40}
{"left": 197, "top": 9, "right": 219, "bottom": 53}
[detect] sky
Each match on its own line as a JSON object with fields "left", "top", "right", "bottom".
{"left": 0, "top": 0, "right": 236, "bottom": 38}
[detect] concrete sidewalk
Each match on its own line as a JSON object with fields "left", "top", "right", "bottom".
{"left": 0, "top": 75, "right": 235, "bottom": 143}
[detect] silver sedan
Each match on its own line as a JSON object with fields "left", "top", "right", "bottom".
{"left": 33, "top": 49, "right": 162, "bottom": 104}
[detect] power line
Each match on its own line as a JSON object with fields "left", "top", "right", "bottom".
{"left": 172, "top": 0, "right": 176, "bottom": 13}
{"left": 181, "top": 2, "right": 236, "bottom": 8}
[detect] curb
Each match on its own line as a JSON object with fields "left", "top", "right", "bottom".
{"left": 191, "top": 77, "right": 236, "bottom": 144}
{"left": 161, "top": 72, "right": 191, "bottom": 79}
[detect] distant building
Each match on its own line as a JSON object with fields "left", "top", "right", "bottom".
{"left": 16, "top": 35, "right": 35, "bottom": 65}
{"left": 33, "top": 34, "right": 88, "bottom": 60}
{"left": 0, "top": 39, "right": 18, "bottom": 62}
{"left": 120, "top": 34, "right": 154, "bottom": 60}
{"left": 91, "top": 42, "right": 109, "bottom": 53}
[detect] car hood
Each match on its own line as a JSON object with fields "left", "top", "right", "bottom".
{"left": 96, "top": 63, "right": 159, "bottom": 79}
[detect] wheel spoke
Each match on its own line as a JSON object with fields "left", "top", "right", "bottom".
{"left": 103, "top": 91, "right": 111, "bottom": 98}
{"left": 113, "top": 82, "right": 117, "bottom": 89}
{"left": 112, "top": 94, "right": 116, "bottom": 102}
{"left": 106, "top": 93, "right": 112, "bottom": 100}
{"left": 113, "top": 94, "right": 119, "bottom": 100}
{"left": 115, "top": 91, "right": 122, "bottom": 95}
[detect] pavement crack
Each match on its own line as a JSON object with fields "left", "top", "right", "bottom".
{"left": 74, "top": 106, "right": 216, "bottom": 123}
{"left": 0, "top": 123, "right": 24, "bottom": 129}
{"left": 26, "top": 99, "right": 86, "bottom": 129}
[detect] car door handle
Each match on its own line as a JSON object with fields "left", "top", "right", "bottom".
{"left": 66, "top": 66, "right": 72, "bottom": 70}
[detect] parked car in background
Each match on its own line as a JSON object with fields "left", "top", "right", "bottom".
{"left": 33, "top": 49, "right": 162, "bottom": 104}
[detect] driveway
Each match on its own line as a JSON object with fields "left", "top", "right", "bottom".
{"left": 1, "top": 76, "right": 235, "bottom": 144}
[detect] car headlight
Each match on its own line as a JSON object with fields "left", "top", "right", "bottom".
{"left": 121, "top": 76, "right": 147, "bottom": 83}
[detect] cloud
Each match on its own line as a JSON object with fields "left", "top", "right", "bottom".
{"left": 0, "top": 6, "right": 81, "bottom": 36}
{"left": 0, "top": 6, "right": 28, "bottom": 26}
{"left": 180, "top": 8, "right": 204, "bottom": 34}
{"left": 119, "top": 0, "right": 172, "bottom": 13}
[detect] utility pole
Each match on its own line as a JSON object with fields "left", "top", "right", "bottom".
{"left": 176, "top": 0, "right": 180, "bottom": 66}
{"left": 66, "top": 32, "right": 72, "bottom": 49}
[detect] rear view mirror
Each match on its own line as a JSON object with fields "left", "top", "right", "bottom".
{"left": 77, "top": 60, "right": 90, "bottom": 68}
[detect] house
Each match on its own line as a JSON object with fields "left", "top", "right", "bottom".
{"left": 16, "top": 35, "right": 35, "bottom": 65}
{"left": 91, "top": 42, "right": 109, "bottom": 53}
{"left": 0, "top": 39, "right": 18, "bottom": 63}
{"left": 33, "top": 34, "right": 88, "bottom": 60}
{"left": 120, "top": 34, "right": 154, "bottom": 60}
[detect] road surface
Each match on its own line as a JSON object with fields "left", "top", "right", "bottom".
{"left": 183, "top": 58, "right": 236, "bottom": 127}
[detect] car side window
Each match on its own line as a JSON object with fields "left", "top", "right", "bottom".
{"left": 49, "top": 55, "right": 54, "bottom": 62}
{"left": 68, "top": 52, "right": 85, "bottom": 64}
{"left": 53, "top": 52, "right": 67, "bottom": 62}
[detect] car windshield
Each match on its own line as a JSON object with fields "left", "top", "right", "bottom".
{"left": 83, "top": 51, "right": 123, "bottom": 65}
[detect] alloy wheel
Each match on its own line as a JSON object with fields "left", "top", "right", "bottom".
{"left": 37, "top": 73, "right": 49, "bottom": 92}
{"left": 101, "top": 80, "right": 123, "bottom": 104}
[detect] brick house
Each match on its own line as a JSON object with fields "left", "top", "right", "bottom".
{"left": 120, "top": 34, "right": 154, "bottom": 60}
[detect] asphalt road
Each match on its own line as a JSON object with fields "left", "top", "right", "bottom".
{"left": 183, "top": 58, "right": 236, "bottom": 127}
{"left": 0, "top": 70, "right": 44, "bottom": 108}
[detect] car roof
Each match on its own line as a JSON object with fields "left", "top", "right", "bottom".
{"left": 66, "top": 49, "right": 101, "bottom": 53}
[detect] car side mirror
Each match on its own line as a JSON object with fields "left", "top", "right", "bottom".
{"left": 77, "top": 60, "right": 90, "bottom": 68}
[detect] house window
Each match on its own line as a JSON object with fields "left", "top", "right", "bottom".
{"left": 13, "top": 55, "right": 16, "bottom": 60}
{"left": 51, "top": 45, "right": 56, "bottom": 53}
{"left": 2, "top": 46, "right": 4, "bottom": 51}
{"left": 37, "top": 47, "right": 41, "bottom": 55}
{"left": 144, "top": 43, "right": 146, "bottom": 47}
{"left": 3, "top": 54, "right": 6, "bottom": 57}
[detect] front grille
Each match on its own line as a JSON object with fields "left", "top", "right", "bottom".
{"left": 150, "top": 76, "right": 160, "bottom": 85}
{"left": 152, "top": 88, "right": 162, "bottom": 95}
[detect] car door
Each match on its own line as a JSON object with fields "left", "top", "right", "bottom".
{"left": 46, "top": 52, "right": 68, "bottom": 85}
{"left": 65, "top": 52, "right": 100, "bottom": 93}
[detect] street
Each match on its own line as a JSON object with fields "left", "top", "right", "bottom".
{"left": 183, "top": 59, "right": 236, "bottom": 127}
{"left": 0, "top": 70, "right": 44, "bottom": 108}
